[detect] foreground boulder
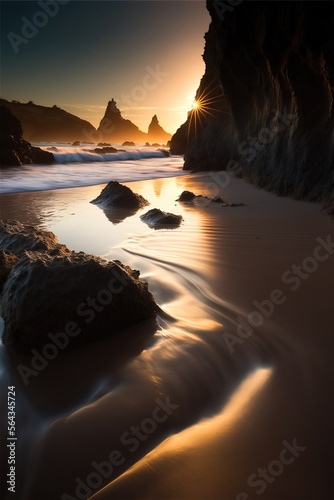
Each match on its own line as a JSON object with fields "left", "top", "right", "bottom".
{"left": 141, "top": 209, "right": 183, "bottom": 229}
{"left": 91, "top": 181, "right": 149, "bottom": 210}
{"left": 0, "top": 220, "right": 69, "bottom": 256}
{"left": 0, "top": 105, "right": 54, "bottom": 166}
{"left": 0, "top": 252, "right": 158, "bottom": 353}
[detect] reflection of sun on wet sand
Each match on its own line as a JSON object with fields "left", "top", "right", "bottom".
{"left": 0, "top": 173, "right": 333, "bottom": 500}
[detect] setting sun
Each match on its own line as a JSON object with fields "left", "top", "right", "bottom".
{"left": 192, "top": 100, "right": 200, "bottom": 110}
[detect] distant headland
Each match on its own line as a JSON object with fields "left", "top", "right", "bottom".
{"left": 0, "top": 98, "right": 172, "bottom": 144}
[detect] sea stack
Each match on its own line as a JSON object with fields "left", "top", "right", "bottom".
{"left": 147, "top": 115, "right": 171, "bottom": 144}
{"left": 97, "top": 99, "right": 147, "bottom": 144}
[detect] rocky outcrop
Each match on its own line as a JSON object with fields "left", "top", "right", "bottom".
{"left": 0, "top": 106, "right": 54, "bottom": 166}
{"left": 177, "top": 191, "right": 197, "bottom": 202}
{"left": 0, "top": 220, "right": 158, "bottom": 353}
{"left": 97, "top": 100, "right": 147, "bottom": 144}
{"left": 91, "top": 181, "right": 149, "bottom": 210}
{"left": 140, "top": 209, "right": 183, "bottom": 229}
{"left": 0, "top": 252, "right": 157, "bottom": 353}
{"left": 0, "top": 99, "right": 97, "bottom": 143}
{"left": 92, "top": 146, "right": 118, "bottom": 154}
{"left": 170, "top": 1, "right": 334, "bottom": 209}
{"left": 0, "top": 220, "right": 69, "bottom": 255}
{"left": 148, "top": 115, "right": 171, "bottom": 143}
{"left": 97, "top": 99, "right": 171, "bottom": 144}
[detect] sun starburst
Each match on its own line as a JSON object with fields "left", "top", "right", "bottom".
{"left": 187, "top": 84, "right": 225, "bottom": 145}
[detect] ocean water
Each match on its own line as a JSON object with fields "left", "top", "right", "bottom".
{"left": 0, "top": 168, "right": 333, "bottom": 499}
{"left": 0, "top": 143, "right": 186, "bottom": 194}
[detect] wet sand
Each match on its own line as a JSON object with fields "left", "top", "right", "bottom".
{"left": 0, "top": 173, "right": 333, "bottom": 500}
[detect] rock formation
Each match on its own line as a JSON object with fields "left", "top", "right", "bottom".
{"left": 97, "top": 99, "right": 147, "bottom": 144}
{"left": 1, "top": 252, "right": 157, "bottom": 353}
{"left": 98, "top": 99, "right": 171, "bottom": 144}
{"left": 0, "top": 106, "right": 54, "bottom": 166}
{"left": 0, "top": 221, "right": 158, "bottom": 353}
{"left": 0, "top": 220, "right": 69, "bottom": 255}
{"left": 90, "top": 181, "right": 149, "bottom": 210}
{"left": 148, "top": 115, "right": 171, "bottom": 143}
{"left": 140, "top": 209, "right": 183, "bottom": 229}
{"left": 170, "top": 1, "right": 334, "bottom": 209}
{"left": 0, "top": 99, "right": 97, "bottom": 143}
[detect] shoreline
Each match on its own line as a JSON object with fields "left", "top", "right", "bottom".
{"left": 1, "top": 172, "right": 333, "bottom": 500}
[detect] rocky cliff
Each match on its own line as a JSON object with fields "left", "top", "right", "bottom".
{"left": 0, "top": 99, "right": 96, "bottom": 143}
{"left": 170, "top": 1, "right": 334, "bottom": 209}
{"left": 0, "top": 105, "right": 54, "bottom": 166}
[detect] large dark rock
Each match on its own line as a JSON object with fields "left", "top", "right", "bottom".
{"left": 0, "top": 252, "right": 157, "bottom": 353}
{"left": 91, "top": 181, "right": 149, "bottom": 210}
{"left": 170, "top": 1, "right": 334, "bottom": 210}
{"left": 0, "top": 220, "right": 69, "bottom": 256}
{"left": 140, "top": 209, "right": 183, "bottom": 229}
{"left": 0, "top": 106, "right": 54, "bottom": 166}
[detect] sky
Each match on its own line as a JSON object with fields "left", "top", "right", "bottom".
{"left": 0, "top": 0, "right": 210, "bottom": 134}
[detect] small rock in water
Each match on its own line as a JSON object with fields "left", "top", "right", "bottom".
{"left": 93, "top": 146, "right": 118, "bottom": 154}
{"left": 210, "top": 196, "right": 225, "bottom": 203}
{"left": 140, "top": 209, "right": 183, "bottom": 229}
{"left": 177, "top": 190, "right": 197, "bottom": 202}
{"left": 91, "top": 181, "right": 149, "bottom": 210}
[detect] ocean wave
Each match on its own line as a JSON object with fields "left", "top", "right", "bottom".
{"left": 0, "top": 155, "right": 185, "bottom": 194}
{"left": 53, "top": 149, "right": 169, "bottom": 164}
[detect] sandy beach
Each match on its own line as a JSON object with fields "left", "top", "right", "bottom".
{"left": 0, "top": 172, "right": 333, "bottom": 500}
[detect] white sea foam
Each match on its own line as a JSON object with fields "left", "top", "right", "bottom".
{"left": 0, "top": 144, "right": 185, "bottom": 194}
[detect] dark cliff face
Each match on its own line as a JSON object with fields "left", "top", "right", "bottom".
{"left": 0, "top": 105, "right": 54, "bottom": 166}
{"left": 170, "top": 1, "right": 334, "bottom": 208}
